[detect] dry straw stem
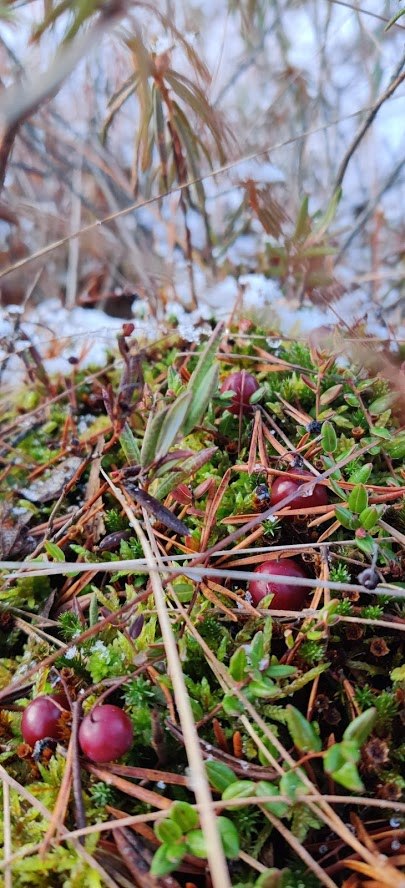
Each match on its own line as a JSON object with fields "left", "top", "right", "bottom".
{"left": 0, "top": 98, "right": 400, "bottom": 282}
{"left": 0, "top": 765, "right": 120, "bottom": 888}
{"left": 262, "top": 809, "right": 338, "bottom": 888}
{"left": 100, "top": 467, "right": 232, "bottom": 888}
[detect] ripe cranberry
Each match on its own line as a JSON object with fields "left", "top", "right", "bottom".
{"left": 221, "top": 371, "right": 259, "bottom": 415}
{"left": 270, "top": 471, "right": 328, "bottom": 511}
{"left": 21, "top": 695, "right": 67, "bottom": 747}
{"left": 248, "top": 558, "right": 308, "bottom": 610}
{"left": 78, "top": 704, "right": 133, "bottom": 763}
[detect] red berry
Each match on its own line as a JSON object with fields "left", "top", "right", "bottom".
{"left": 221, "top": 371, "right": 259, "bottom": 415}
{"left": 78, "top": 705, "right": 133, "bottom": 763}
{"left": 248, "top": 558, "right": 308, "bottom": 610}
{"left": 270, "top": 471, "right": 328, "bottom": 511}
{"left": 21, "top": 695, "right": 67, "bottom": 747}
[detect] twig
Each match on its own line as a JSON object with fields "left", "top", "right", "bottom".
{"left": 338, "top": 156, "right": 405, "bottom": 258}
{"left": 100, "top": 467, "right": 232, "bottom": 888}
{"left": 334, "top": 50, "right": 405, "bottom": 190}
{"left": 71, "top": 700, "right": 86, "bottom": 841}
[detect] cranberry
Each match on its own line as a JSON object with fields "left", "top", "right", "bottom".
{"left": 78, "top": 704, "right": 133, "bottom": 763}
{"left": 248, "top": 558, "right": 308, "bottom": 609}
{"left": 21, "top": 695, "right": 67, "bottom": 747}
{"left": 221, "top": 371, "right": 259, "bottom": 415}
{"left": 270, "top": 471, "right": 328, "bottom": 511}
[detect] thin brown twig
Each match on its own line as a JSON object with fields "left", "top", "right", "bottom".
{"left": 334, "top": 50, "right": 405, "bottom": 190}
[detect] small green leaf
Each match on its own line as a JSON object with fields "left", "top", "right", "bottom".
{"left": 343, "top": 707, "right": 377, "bottom": 746}
{"left": 44, "top": 541, "right": 65, "bottom": 562}
{"left": 185, "top": 829, "right": 207, "bottom": 858}
{"left": 247, "top": 678, "right": 278, "bottom": 699}
{"left": 266, "top": 664, "right": 297, "bottom": 679}
{"left": 344, "top": 393, "right": 360, "bottom": 407}
{"left": 119, "top": 423, "right": 141, "bottom": 464}
{"left": 370, "top": 426, "right": 391, "bottom": 440}
{"left": 222, "top": 780, "right": 256, "bottom": 803}
{"left": 349, "top": 463, "right": 372, "bottom": 484}
{"left": 321, "top": 421, "right": 337, "bottom": 453}
{"left": 140, "top": 404, "right": 168, "bottom": 467}
{"left": 280, "top": 769, "right": 307, "bottom": 800}
{"left": 217, "top": 816, "right": 240, "bottom": 858}
{"left": 320, "top": 384, "right": 343, "bottom": 406}
{"left": 250, "top": 631, "right": 265, "bottom": 670}
{"left": 229, "top": 646, "right": 248, "bottom": 681}
{"left": 206, "top": 761, "right": 237, "bottom": 793}
{"left": 155, "top": 818, "right": 183, "bottom": 844}
{"left": 293, "top": 195, "right": 310, "bottom": 240}
{"left": 155, "top": 391, "right": 193, "bottom": 460}
{"left": 89, "top": 592, "right": 99, "bottom": 628}
{"left": 150, "top": 842, "right": 185, "bottom": 876}
{"left": 356, "top": 535, "right": 376, "bottom": 556}
{"left": 359, "top": 506, "right": 379, "bottom": 530}
{"left": 331, "top": 761, "right": 364, "bottom": 792}
{"left": 286, "top": 706, "right": 322, "bottom": 753}
{"left": 222, "top": 693, "right": 244, "bottom": 715}
{"left": 169, "top": 801, "right": 198, "bottom": 832}
{"left": 368, "top": 393, "right": 397, "bottom": 415}
{"left": 256, "top": 780, "right": 289, "bottom": 817}
{"left": 182, "top": 323, "right": 223, "bottom": 435}
{"left": 391, "top": 665, "right": 405, "bottom": 682}
{"left": 348, "top": 484, "right": 368, "bottom": 514}
{"left": 385, "top": 432, "right": 405, "bottom": 459}
{"left": 335, "top": 505, "right": 359, "bottom": 530}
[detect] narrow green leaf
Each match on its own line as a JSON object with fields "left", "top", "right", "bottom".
{"left": 44, "top": 541, "right": 65, "bottom": 562}
{"left": 312, "top": 187, "right": 342, "bottom": 240}
{"left": 153, "top": 446, "right": 218, "bottom": 500}
{"left": 368, "top": 393, "right": 397, "bottom": 415}
{"left": 349, "top": 463, "right": 372, "bottom": 484}
{"left": 140, "top": 404, "right": 169, "bottom": 467}
{"left": 206, "top": 761, "right": 237, "bottom": 793}
{"left": 89, "top": 592, "right": 98, "bottom": 628}
{"left": 182, "top": 363, "right": 219, "bottom": 436}
{"left": 119, "top": 423, "right": 141, "bottom": 464}
{"left": 359, "top": 506, "right": 379, "bottom": 530}
{"left": 265, "top": 664, "right": 296, "bottom": 678}
{"left": 370, "top": 426, "right": 391, "bottom": 440}
{"left": 321, "top": 421, "right": 337, "bottom": 453}
{"left": 155, "top": 391, "right": 193, "bottom": 460}
{"left": 229, "top": 646, "right": 248, "bottom": 681}
{"left": 343, "top": 707, "right": 377, "bottom": 746}
{"left": 182, "top": 323, "right": 224, "bottom": 436}
{"left": 347, "top": 484, "right": 368, "bottom": 514}
{"left": 320, "top": 383, "right": 343, "bottom": 406}
{"left": 293, "top": 195, "right": 310, "bottom": 240}
{"left": 286, "top": 706, "right": 322, "bottom": 753}
{"left": 335, "top": 505, "right": 358, "bottom": 530}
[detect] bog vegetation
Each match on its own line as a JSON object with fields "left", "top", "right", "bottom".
{"left": 0, "top": 2, "right": 404, "bottom": 887}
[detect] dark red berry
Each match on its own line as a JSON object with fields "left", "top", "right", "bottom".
{"left": 248, "top": 558, "right": 308, "bottom": 609}
{"left": 21, "top": 695, "right": 67, "bottom": 747}
{"left": 270, "top": 471, "right": 328, "bottom": 511}
{"left": 78, "top": 704, "right": 133, "bottom": 763}
{"left": 221, "top": 371, "right": 259, "bottom": 415}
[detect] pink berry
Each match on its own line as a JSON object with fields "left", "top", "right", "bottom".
{"left": 221, "top": 371, "right": 259, "bottom": 415}
{"left": 78, "top": 705, "right": 133, "bottom": 763}
{"left": 270, "top": 471, "right": 328, "bottom": 511}
{"left": 248, "top": 558, "right": 308, "bottom": 610}
{"left": 21, "top": 695, "right": 67, "bottom": 747}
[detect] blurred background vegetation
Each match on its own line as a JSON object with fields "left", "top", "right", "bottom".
{"left": 0, "top": 0, "right": 404, "bottom": 327}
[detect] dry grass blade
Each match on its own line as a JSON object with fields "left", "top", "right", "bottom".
{"left": 100, "top": 467, "right": 232, "bottom": 888}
